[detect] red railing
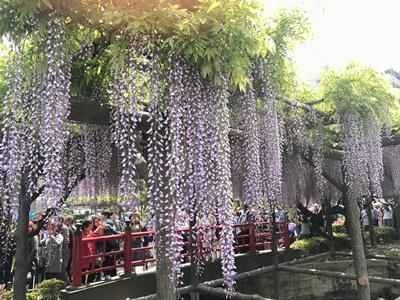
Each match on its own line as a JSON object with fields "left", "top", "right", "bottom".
{"left": 71, "top": 219, "right": 289, "bottom": 287}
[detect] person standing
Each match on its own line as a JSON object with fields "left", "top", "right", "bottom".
{"left": 383, "top": 205, "right": 394, "bottom": 227}
{"left": 43, "top": 222, "right": 64, "bottom": 280}
{"left": 0, "top": 220, "right": 16, "bottom": 290}
{"left": 81, "top": 219, "right": 96, "bottom": 284}
{"left": 371, "top": 205, "right": 379, "bottom": 227}
{"left": 58, "top": 217, "right": 71, "bottom": 284}
{"left": 64, "top": 216, "right": 74, "bottom": 282}
{"left": 361, "top": 206, "right": 370, "bottom": 230}
{"left": 130, "top": 212, "right": 144, "bottom": 274}
{"left": 27, "top": 221, "right": 39, "bottom": 288}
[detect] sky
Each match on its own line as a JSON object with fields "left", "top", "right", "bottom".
{"left": 268, "top": 0, "right": 400, "bottom": 80}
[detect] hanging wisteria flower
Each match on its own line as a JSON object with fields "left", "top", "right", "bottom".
{"left": 339, "top": 113, "right": 383, "bottom": 199}
{"left": 256, "top": 64, "right": 283, "bottom": 206}
{"left": 41, "top": 15, "right": 72, "bottom": 209}
{"left": 383, "top": 146, "right": 400, "bottom": 193}
{"left": 110, "top": 46, "right": 145, "bottom": 200}
{"left": 240, "top": 78, "right": 262, "bottom": 219}
{"left": 83, "top": 125, "right": 99, "bottom": 197}
{"left": 312, "top": 131, "right": 326, "bottom": 203}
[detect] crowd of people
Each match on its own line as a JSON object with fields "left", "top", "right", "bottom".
{"left": 0, "top": 210, "right": 154, "bottom": 291}
{"left": 1, "top": 200, "right": 395, "bottom": 292}
{"left": 361, "top": 201, "right": 394, "bottom": 229}
{"left": 283, "top": 201, "right": 395, "bottom": 242}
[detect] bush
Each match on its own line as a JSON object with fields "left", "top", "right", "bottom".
{"left": 375, "top": 226, "right": 398, "bottom": 242}
{"left": 332, "top": 223, "right": 347, "bottom": 234}
{"left": 291, "top": 237, "right": 329, "bottom": 255}
{"left": 22, "top": 279, "right": 67, "bottom": 300}
{"left": 364, "top": 226, "right": 398, "bottom": 244}
{"left": 291, "top": 234, "right": 351, "bottom": 256}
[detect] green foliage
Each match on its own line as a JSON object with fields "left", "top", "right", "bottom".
{"left": 332, "top": 223, "right": 347, "bottom": 234}
{"left": 3, "top": 279, "right": 66, "bottom": 300}
{"left": 291, "top": 235, "right": 350, "bottom": 256}
{"left": 320, "top": 62, "right": 396, "bottom": 125}
{"left": 291, "top": 236, "right": 329, "bottom": 255}
{"left": 0, "top": 0, "right": 311, "bottom": 93}
{"left": 363, "top": 226, "right": 398, "bottom": 244}
{"left": 265, "top": 8, "right": 311, "bottom": 95}
{"left": 27, "top": 279, "right": 66, "bottom": 300}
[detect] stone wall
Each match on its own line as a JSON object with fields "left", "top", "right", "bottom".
{"left": 237, "top": 259, "right": 389, "bottom": 300}
{"left": 61, "top": 250, "right": 300, "bottom": 300}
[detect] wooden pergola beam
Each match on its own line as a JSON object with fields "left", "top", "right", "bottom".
{"left": 275, "top": 95, "right": 333, "bottom": 121}
{"left": 278, "top": 264, "right": 400, "bottom": 287}
{"left": 132, "top": 285, "right": 194, "bottom": 300}
{"left": 196, "top": 284, "right": 272, "bottom": 300}
{"left": 202, "top": 265, "right": 276, "bottom": 288}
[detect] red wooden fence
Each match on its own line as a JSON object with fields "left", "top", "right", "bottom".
{"left": 71, "top": 219, "right": 290, "bottom": 287}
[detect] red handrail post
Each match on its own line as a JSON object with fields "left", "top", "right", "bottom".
{"left": 248, "top": 222, "right": 257, "bottom": 253}
{"left": 283, "top": 217, "right": 290, "bottom": 251}
{"left": 72, "top": 223, "right": 82, "bottom": 287}
{"left": 123, "top": 221, "right": 132, "bottom": 275}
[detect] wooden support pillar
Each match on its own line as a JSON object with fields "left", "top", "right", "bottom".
{"left": 393, "top": 196, "right": 400, "bottom": 238}
{"left": 342, "top": 178, "right": 371, "bottom": 300}
{"left": 325, "top": 203, "right": 335, "bottom": 253}
{"left": 270, "top": 210, "right": 280, "bottom": 300}
{"left": 196, "top": 284, "right": 273, "bottom": 300}
{"left": 189, "top": 219, "right": 200, "bottom": 300}
{"left": 366, "top": 201, "right": 376, "bottom": 247}
{"left": 13, "top": 178, "right": 30, "bottom": 300}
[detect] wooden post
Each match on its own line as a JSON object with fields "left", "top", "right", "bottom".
{"left": 393, "top": 196, "right": 400, "bottom": 238}
{"left": 342, "top": 175, "right": 371, "bottom": 300}
{"left": 283, "top": 215, "right": 290, "bottom": 251}
{"left": 270, "top": 210, "right": 280, "bottom": 300}
{"left": 189, "top": 219, "right": 200, "bottom": 300}
{"left": 123, "top": 220, "right": 132, "bottom": 276}
{"left": 366, "top": 201, "right": 376, "bottom": 247}
{"left": 13, "top": 178, "right": 30, "bottom": 300}
{"left": 325, "top": 203, "right": 335, "bottom": 253}
{"left": 71, "top": 223, "right": 83, "bottom": 287}
{"left": 248, "top": 221, "right": 257, "bottom": 254}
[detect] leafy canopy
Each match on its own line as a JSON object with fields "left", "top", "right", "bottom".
{"left": 0, "top": 0, "right": 310, "bottom": 92}
{"left": 320, "top": 62, "right": 396, "bottom": 125}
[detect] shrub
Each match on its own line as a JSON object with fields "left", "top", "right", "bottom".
{"left": 291, "top": 237, "right": 329, "bottom": 255}
{"left": 363, "top": 226, "right": 398, "bottom": 244}
{"left": 332, "top": 223, "right": 347, "bottom": 234}
{"left": 24, "top": 279, "right": 67, "bottom": 300}
{"left": 375, "top": 226, "right": 398, "bottom": 242}
{"left": 291, "top": 234, "right": 351, "bottom": 256}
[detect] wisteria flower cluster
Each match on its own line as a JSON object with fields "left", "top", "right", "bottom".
{"left": 340, "top": 113, "right": 383, "bottom": 199}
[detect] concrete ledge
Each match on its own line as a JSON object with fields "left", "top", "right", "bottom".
{"left": 61, "top": 250, "right": 301, "bottom": 300}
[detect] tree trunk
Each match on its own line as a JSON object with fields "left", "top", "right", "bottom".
{"left": 342, "top": 184, "right": 371, "bottom": 300}
{"left": 393, "top": 197, "right": 400, "bottom": 239}
{"left": 155, "top": 220, "right": 176, "bottom": 300}
{"left": 270, "top": 211, "right": 280, "bottom": 300}
{"left": 325, "top": 209, "right": 335, "bottom": 253}
{"left": 366, "top": 202, "right": 376, "bottom": 247}
{"left": 13, "top": 181, "right": 30, "bottom": 300}
{"left": 189, "top": 219, "right": 200, "bottom": 300}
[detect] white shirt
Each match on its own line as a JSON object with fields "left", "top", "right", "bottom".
{"left": 361, "top": 209, "right": 369, "bottom": 226}
{"left": 383, "top": 208, "right": 393, "bottom": 220}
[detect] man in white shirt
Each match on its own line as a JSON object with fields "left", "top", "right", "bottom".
{"left": 383, "top": 205, "right": 394, "bottom": 227}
